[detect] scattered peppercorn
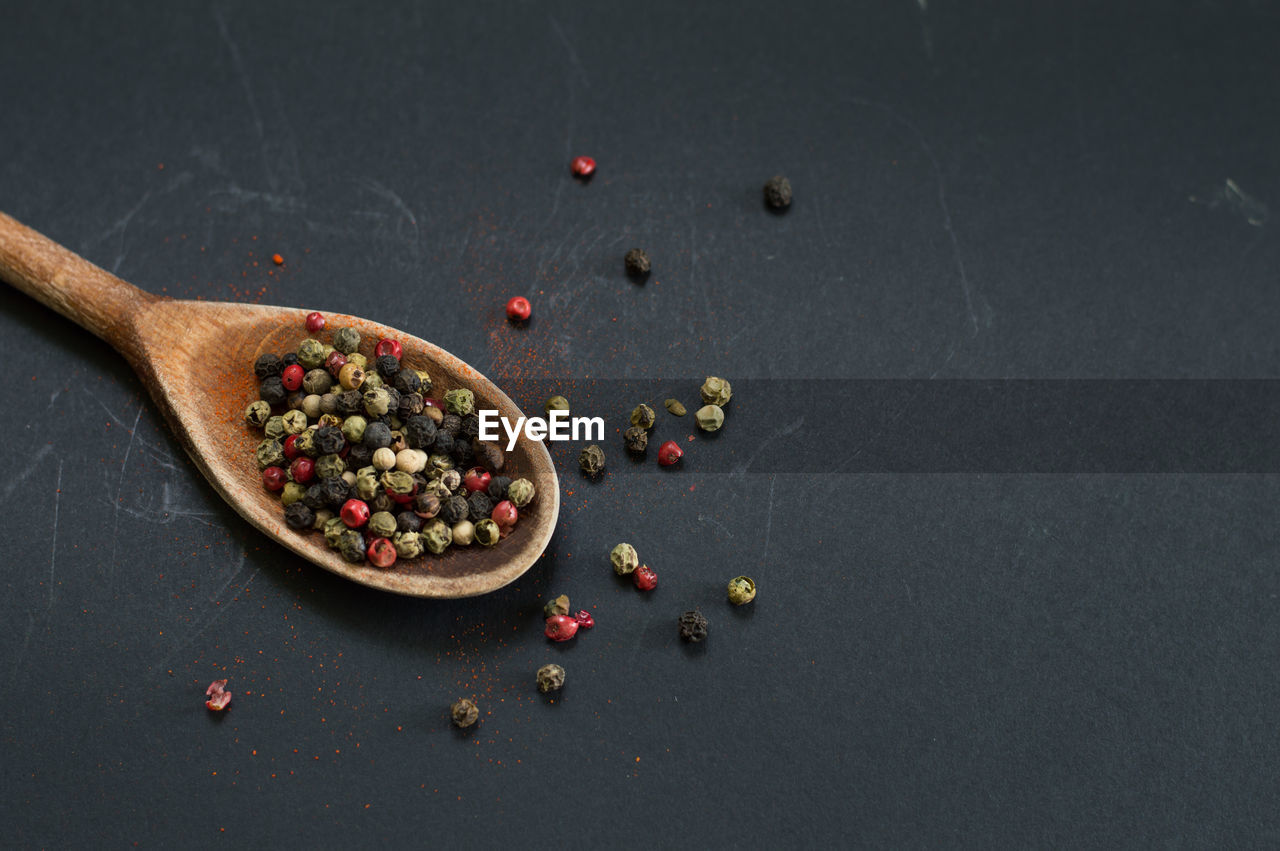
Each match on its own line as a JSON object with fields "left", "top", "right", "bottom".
{"left": 570, "top": 156, "right": 596, "bottom": 178}
{"left": 727, "top": 576, "right": 757, "bottom": 605}
{"left": 544, "top": 395, "right": 569, "bottom": 415}
{"left": 573, "top": 610, "right": 594, "bottom": 629}
{"left": 611, "top": 543, "right": 639, "bottom": 575}
{"left": 451, "top": 698, "right": 479, "bottom": 728}
{"left": 506, "top": 296, "right": 531, "bottom": 322}
{"left": 536, "top": 663, "right": 565, "bottom": 693}
{"left": 624, "top": 248, "right": 651, "bottom": 280}
{"left": 544, "top": 594, "right": 571, "bottom": 618}
{"left": 545, "top": 615, "right": 579, "bottom": 641}
{"left": 634, "top": 564, "right": 658, "bottom": 591}
{"left": 695, "top": 404, "right": 725, "bottom": 432}
{"left": 664, "top": 398, "right": 687, "bottom": 416}
{"left": 678, "top": 610, "right": 708, "bottom": 642}
{"left": 630, "top": 403, "right": 656, "bottom": 430}
{"left": 763, "top": 175, "right": 792, "bottom": 210}
{"left": 205, "top": 679, "right": 231, "bottom": 711}
{"left": 624, "top": 426, "right": 649, "bottom": 453}
{"left": 579, "top": 444, "right": 606, "bottom": 476}
{"left": 657, "top": 440, "right": 684, "bottom": 466}
{"left": 700, "top": 376, "right": 732, "bottom": 406}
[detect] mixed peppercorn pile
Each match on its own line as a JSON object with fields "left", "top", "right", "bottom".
{"left": 244, "top": 316, "right": 536, "bottom": 569}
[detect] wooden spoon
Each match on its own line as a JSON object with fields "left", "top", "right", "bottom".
{"left": 0, "top": 211, "right": 559, "bottom": 598}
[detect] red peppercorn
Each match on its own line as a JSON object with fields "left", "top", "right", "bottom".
{"left": 367, "top": 537, "right": 397, "bottom": 568}
{"left": 281, "top": 363, "right": 305, "bottom": 391}
{"left": 289, "top": 456, "right": 315, "bottom": 484}
{"left": 262, "top": 466, "right": 287, "bottom": 491}
{"left": 205, "top": 679, "right": 231, "bottom": 711}
{"left": 340, "top": 499, "right": 370, "bottom": 528}
{"left": 657, "top": 440, "right": 684, "bottom": 466}
{"left": 574, "top": 610, "right": 594, "bottom": 629}
{"left": 633, "top": 564, "right": 657, "bottom": 591}
{"left": 374, "top": 338, "right": 402, "bottom": 360}
{"left": 570, "top": 156, "right": 596, "bottom": 178}
{"left": 491, "top": 500, "right": 518, "bottom": 528}
{"left": 283, "top": 433, "right": 301, "bottom": 460}
{"left": 325, "top": 350, "right": 347, "bottom": 376}
{"left": 385, "top": 485, "right": 417, "bottom": 505}
{"left": 545, "top": 615, "right": 579, "bottom": 642}
{"left": 305, "top": 311, "right": 324, "bottom": 332}
{"left": 463, "top": 467, "right": 492, "bottom": 494}
{"left": 422, "top": 397, "right": 442, "bottom": 410}
{"left": 505, "top": 296, "right": 531, "bottom": 322}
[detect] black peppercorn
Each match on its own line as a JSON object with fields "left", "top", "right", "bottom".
{"left": 347, "top": 443, "right": 374, "bottom": 469}
{"left": 451, "top": 439, "right": 475, "bottom": 467}
{"left": 439, "top": 414, "right": 462, "bottom": 437}
{"left": 314, "top": 425, "right": 345, "bottom": 455}
{"left": 461, "top": 414, "right": 481, "bottom": 441}
{"left": 439, "top": 495, "right": 469, "bottom": 525}
{"left": 466, "top": 492, "right": 494, "bottom": 523}
{"left": 624, "top": 247, "right": 651, "bottom": 280}
{"left": 369, "top": 491, "right": 394, "bottom": 514}
{"left": 434, "top": 431, "right": 456, "bottom": 456}
{"left": 337, "top": 529, "right": 366, "bottom": 563}
{"left": 393, "top": 370, "right": 421, "bottom": 394}
{"left": 404, "top": 415, "right": 437, "bottom": 450}
{"left": 414, "top": 491, "right": 440, "bottom": 518}
{"left": 363, "top": 422, "right": 392, "bottom": 449}
{"left": 375, "top": 354, "right": 400, "bottom": 379}
{"left": 286, "top": 391, "right": 306, "bottom": 411}
{"left": 284, "top": 501, "right": 315, "bottom": 530}
{"left": 302, "top": 484, "right": 327, "bottom": 510}
{"left": 486, "top": 476, "right": 511, "bottom": 501}
{"left": 254, "top": 353, "right": 283, "bottom": 379}
{"left": 678, "top": 610, "right": 708, "bottom": 642}
{"left": 396, "top": 511, "right": 423, "bottom": 534}
{"left": 281, "top": 352, "right": 300, "bottom": 368}
{"left": 383, "top": 386, "right": 401, "bottom": 413}
{"left": 336, "top": 389, "right": 363, "bottom": 416}
{"left": 318, "top": 477, "right": 351, "bottom": 509}
{"left": 398, "top": 392, "right": 424, "bottom": 419}
{"left": 763, "top": 175, "right": 792, "bottom": 210}
{"left": 259, "top": 376, "right": 287, "bottom": 405}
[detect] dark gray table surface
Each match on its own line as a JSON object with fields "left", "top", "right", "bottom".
{"left": 3, "top": 1, "right": 1280, "bottom": 846}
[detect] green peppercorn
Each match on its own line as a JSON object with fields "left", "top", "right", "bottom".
{"left": 297, "top": 338, "right": 326, "bottom": 370}
{"left": 579, "top": 444, "right": 606, "bottom": 476}
{"left": 281, "top": 481, "right": 307, "bottom": 506}
{"left": 474, "top": 518, "right": 500, "bottom": 547}
{"left": 317, "top": 413, "right": 342, "bottom": 429}
{"left": 313, "top": 508, "right": 334, "bottom": 531}
{"left": 507, "top": 478, "right": 535, "bottom": 508}
{"left": 302, "top": 369, "right": 332, "bottom": 395}
{"left": 610, "top": 543, "right": 639, "bottom": 575}
{"left": 362, "top": 372, "right": 384, "bottom": 392}
{"left": 367, "top": 511, "right": 397, "bottom": 539}
{"left": 536, "top": 663, "right": 565, "bottom": 694}
{"left": 264, "top": 415, "right": 286, "bottom": 441}
{"left": 630, "top": 404, "right": 656, "bottom": 430}
{"left": 341, "top": 415, "right": 368, "bottom": 445}
{"left": 429, "top": 453, "right": 455, "bottom": 473}
{"left": 346, "top": 352, "right": 368, "bottom": 370}
{"left": 444, "top": 388, "right": 475, "bottom": 416}
{"left": 727, "top": 576, "right": 757, "bottom": 605}
{"left": 678, "top": 610, "right": 708, "bottom": 642}
{"left": 393, "top": 531, "right": 424, "bottom": 559}
{"left": 363, "top": 387, "right": 391, "bottom": 418}
{"left": 315, "top": 453, "right": 346, "bottom": 480}
{"left": 355, "top": 467, "right": 380, "bottom": 500}
{"left": 451, "top": 520, "right": 475, "bottom": 545}
{"left": 333, "top": 327, "right": 361, "bottom": 355}
{"left": 381, "top": 470, "right": 414, "bottom": 497}
{"left": 543, "top": 594, "right": 571, "bottom": 618}
{"left": 664, "top": 398, "right": 687, "bottom": 417}
{"left": 302, "top": 394, "right": 323, "bottom": 419}
{"left": 323, "top": 516, "right": 346, "bottom": 548}
{"left": 415, "top": 370, "right": 433, "bottom": 395}
{"left": 294, "top": 429, "right": 318, "bottom": 458}
{"left": 244, "top": 400, "right": 271, "bottom": 428}
{"left": 700, "top": 376, "right": 732, "bottom": 406}
{"left": 624, "top": 426, "right": 648, "bottom": 453}
{"left": 544, "top": 395, "right": 569, "bottom": 415}
{"left": 337, "top": 529, "right": 366, "bottom": 563}
{"left": 422, "top": 518, "right": 453, "bottom": 554}
{"left": 281, "top": 409, "right": 308, "bottom": 435}
{"left": 695, "top": 404, "right": 725, "bottom": 432}
{"left": 451, "top": 698, "right": 479, "bottom": 728}
{"left": 255, "top": 438, "right": 285, "bottom": 469}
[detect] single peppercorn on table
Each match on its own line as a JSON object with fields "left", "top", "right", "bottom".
{"left": 0, "top": 210, "right": 560, "bottom": 598}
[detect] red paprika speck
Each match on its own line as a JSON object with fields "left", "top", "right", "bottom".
{"left": 657, "top": 440, "right": 684, "bottom": 466}
{"left": 505, "top": 296, "right": 531, "bottom": 322}
{"left": 491, "top": 500, "right": 517, "bottom": 528}
{"left": 325, "top": 350, "right": 347, "bottom": 377}
{"left": 290, "top": 457, "right": 315, "bottom": 484}
{"left": 463, "top": 467, "right": 491, "bottom": 495}
{"left": 205, "top": 679, "right": 231, "bottom": 711}
{"left": 571, "top": 156, "right": 596, "bottom": 178}
{"left": 262, "top": 466, "right": 286, "bottom": 491}
{"left": 545, "top": 615, "right": 579, "bottom": 642}
{"left": 281, "top": 364, "right": 304, "bottom": 391}
{"left": 574, "top": 610, "right": 594, "bottom": 629}
{"left": 341, "top": 499, "right": 370, "bottom": 528}
{"left": 283, "top": 434, "right": 301, "bottom": 460}
{"left": 367, "top": 537, "right": 397, "bottom": 568}
{"left": 305, "top": 311, "right": 325, "bottom": 333}
{"left": 272, "top": 253, "right": 284, "bottom": 266}
{"left": 633, "top": 564, "right": 657, "bottom": 591}
{"left": 374, "top": 338, "right": 402, "bottom": 360}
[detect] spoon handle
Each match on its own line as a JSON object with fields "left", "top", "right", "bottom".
{"left": 0, "top": 211, "right": 158, "bottom": 355}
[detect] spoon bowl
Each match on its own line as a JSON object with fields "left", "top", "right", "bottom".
{"left": 0, "top": 211, "right": 558, "bottom": 598}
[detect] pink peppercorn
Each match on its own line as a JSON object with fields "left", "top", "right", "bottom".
{"left": 571, "top": 156, "right": 596, "bottom": 178}
{"left": 657, "top": 440, "right": 684, "bottom": 466}
{"left": 261, "top": 466, "right": 287, "bottom": 491}
{"left": 305, "top": 311, "right": 325, "bottom": 333}
{"left": 505, "top": 296, "right": 531, "bottom": 322}
{"left": 283, "top": 433, "right": 301, "bottom": 460}
{"left": 545, "top": 615, "right": 579, "bottom": 642}
{"left": 325, "top": 350, "right": 348, "bottom": 377}
{"left": 281, "top": 364, "right": 304, "bottom": 392}
{"left": 574, "top": 610, "right": 594, "bottom": 629}
{"left": 633, "top": 564, "right": 657, "bottom": 591}
{"left": 491, "top": 500, "right": 518, "bottom": 528}
{"left": 289, "top": 457, "right": 315, "bottom": 484}
{"left": 374, "top": 338, "right": 402, "bottom": 360}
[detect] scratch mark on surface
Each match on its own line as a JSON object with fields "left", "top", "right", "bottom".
{"left": 760, "top": 474, "right": 777, "bottom": 566}
{"left": 913, "top": 0, "right": 934, "bottom": 59}
{"left": 48, "top": 459, "right": 63, "bottom": 612}
{"left": 359, "top": 178, "right": 418, "bottom": 227}
{"left": 1190, "top": 178, "right": 1269, "bottom": 227}
{"left": 697, "top": 513, "right": 736, "bottom": 539}
{"left": 549, "top": 15, "right": 590, "bottom": 88}
{"left": 155, "top": 553, "right": 259, "bottom": 669}
{"left": 108, "top": 406, "right": 143, "bottom": 576}
{"left": 851, "top": 97, "right": 981, "bottom": 334}
{"left": 213, "top": 5, "right": 275, "bottom": 191}
{"left": 9, "top": 613, "right": 35, "bottom": 683}
{"left": 3, "top": 443, "right": 54, "bottom": 499}
{"left": 733, "top": 417, "right": 806, "bottom": 476}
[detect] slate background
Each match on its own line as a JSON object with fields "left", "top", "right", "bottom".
{"left": 3, "top": 1, "right": 1280, "bottom": 846}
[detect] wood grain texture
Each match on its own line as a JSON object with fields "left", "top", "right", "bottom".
{"left": 0, "top": 211, "right": 559, "bottom": 598}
